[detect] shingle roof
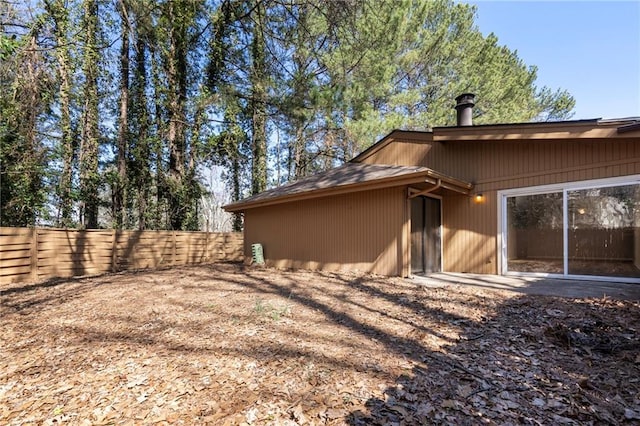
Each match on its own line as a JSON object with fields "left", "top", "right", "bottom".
{"left": 224, "top": 162, "right": 471, "bottom": 212}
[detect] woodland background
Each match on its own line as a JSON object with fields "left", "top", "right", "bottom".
{"left": 0, "top": 0, "right": 575, "bottom": 231}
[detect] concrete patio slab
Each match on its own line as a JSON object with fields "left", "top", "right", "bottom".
{"left": 411, "top": 273, "right": 640, "bottom": 300}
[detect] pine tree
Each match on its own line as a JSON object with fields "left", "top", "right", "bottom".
{"left": 0, "top": 6, "right": 52, "bottom": 226}
{"left": 249, "top": 0, "right": 268, "bottom": 195}
{"left": 44, "top": 0, "right": 76, "bottom": 228}
{"left": 113, "top": 0, "right": 131, "bottom": 229}
{"left": 78, "top": 0, "right": 100, "bottom": 228}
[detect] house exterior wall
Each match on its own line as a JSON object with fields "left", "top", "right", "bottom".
{"left": 243, "top": 187, "right": 408, "bottom": 276}
{"left": 361, "top": 135, "right": 640, "bottom": 274}
{"left": 361, "top": 140, "right": 434, "bottom": 166}
{"left": 441, "top": 192, "right": 498, "bottom": 274}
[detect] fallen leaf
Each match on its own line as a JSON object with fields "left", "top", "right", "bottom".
{"left": 441, "top": 399, "right": 459, "bottom": 409}
{"left": 325, "top": 408, "right": 347, "bottom": 420}
{"left": 290, "top": 405, "right": 307, "bottom": 424}
{"left": 532, "top": 398, "right": 545, "bottom": 407}
{"left": 625, "top": 408, "right": 640, "bottom": 420}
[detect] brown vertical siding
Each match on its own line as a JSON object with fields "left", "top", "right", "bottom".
{"left": 362, "top": 140, "right": 434, "bottom": 166}
{"left": 360, "top": 135, "right": 640, "bottom": 274}
{"left": 235, "top": 128, "right": 639, "bottom": 276}
{"left": 363, "top": 137, "right": 640, "bottom": 191}
{"left": 244, "top": 187, "right": 407, "bottom": 276}
{"left": 441, "top": 140, "right": 640, "bottom": 274}
{"left": 442, "top": 192, "right": 497, "bottom": 274}
{"left": 425, "top": 139, "right": 640, "bottom": 190}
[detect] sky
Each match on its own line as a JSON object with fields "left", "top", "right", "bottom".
{"left": 466, "top": 1, "right": 640, "bottom": 120}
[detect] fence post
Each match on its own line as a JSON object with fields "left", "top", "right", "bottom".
{"left": 172, "top": 231, "right": 177, "bottom": 266}
{"left": 111, "top": 229, "right": 117, "bottom": 272}
{"left": 206, "top": 231, "right": 211, "bottom": 262}
{"left": 30, "top": 227, "right": 38, "bottom": 282}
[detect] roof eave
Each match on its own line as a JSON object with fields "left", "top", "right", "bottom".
{"left": 224, "top": 169, "right": 472, "bottom": 212}
{"left": 433, "top": 119, "right": 640, "bottom": 141}
{"left": 618, "top": 122, "right": 640, "bottom": 134}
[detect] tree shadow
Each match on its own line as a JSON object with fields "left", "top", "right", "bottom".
{"left": 4, "top": 263, "right": 639, "bottom": 424}
{"left": 0, "top": 274, "right": 117, "bottom": 313}
{"left": 347, "top": 292, "right": 640, "bottom": 425}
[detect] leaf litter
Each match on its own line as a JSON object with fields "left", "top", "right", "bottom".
{"left": 1, "top": 263, "right": 638, "bottom": 425}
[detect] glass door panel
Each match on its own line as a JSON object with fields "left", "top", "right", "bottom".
{"left": 506, "top": 192, "right": 563, "bottom": 274}
{"left": 568, "top": 184, "right": 640, "bottom": 278}
{"left": 411, "top": 196, "right": 441, "bottom": 274}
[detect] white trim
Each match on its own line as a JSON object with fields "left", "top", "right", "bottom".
{"left": 562, "top": 189, "right": 568, "bottom": 275}
{"left": 435, "top": 194, "right": 443, "bottom": 273}
{"left": 499, "top": 174, "right": 640, "bottom": 197}
{"left": 497, "top": 193, "right": 505, "bottom": 275}
{"left": 497, "top": 174, "right": 640, "bottom": 283}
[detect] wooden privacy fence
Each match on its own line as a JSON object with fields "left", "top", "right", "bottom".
{"left": 0, "top": 227, "right": 243, "bottom": 285}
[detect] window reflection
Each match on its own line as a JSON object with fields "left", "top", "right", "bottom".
{"left": 505, "top": 183, "right": 640, "bottom": 279}
{"left": 506, "top": 192, "right": 563, "bottom": 274}
{"left": 568, "top": 185, "right": 640, "bottom": 277}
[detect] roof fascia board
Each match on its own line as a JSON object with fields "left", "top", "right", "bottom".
{"left": 433, "top": 123, "right": 634, "bottom": 141}
{"left": 432, "top": 118, "right": 599, "bottom": 132}
{"left": 618, "top": 122, "right": 640, "bottom": 134}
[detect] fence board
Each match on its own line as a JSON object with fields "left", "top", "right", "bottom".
{"left": 1, "top": 249, "right": 32, "bottom": 262}
{"left": 0, "top": 257, "right": 32, "bottom": 268}
{"left": 0, "top": 243, "right": 31, "bottom": 251}
{"left": 37, "top": 246, "right": 115, "bottom": 257}
{"left": 0, "top": 227, "right": 33, "bottom": 237}
{"left": 0, "top": 228, "right": 243, "bottom": 284}
{"left": 36, "top": 234, "right": 113, "bottom": 242}
{"left": 37, "top": 237, "right": 114, "bottom": 246}
{"left": 37, "top": 255, "right": 113, "bottom": 267}
{"left": 1, "top": 265, "right": 32, "bottom": 276}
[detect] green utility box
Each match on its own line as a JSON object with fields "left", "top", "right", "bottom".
{"left": 251, "top": 243, "right": 265, "bottom": 265}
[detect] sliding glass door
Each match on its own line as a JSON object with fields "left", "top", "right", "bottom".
{"left": 506, "top": 192, "right": 564, "bottom": 274}
{"left": 502, "top": 177, "right": 640, "bottom": 281}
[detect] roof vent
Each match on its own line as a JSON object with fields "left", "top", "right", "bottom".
{"left": 455, "top": 93, "right": 475, "bottom": 126}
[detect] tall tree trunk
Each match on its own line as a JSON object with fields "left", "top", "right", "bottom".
{"left": 0, "top": 29, "right": 48, "bottom": 226}
{"left": 150, "top": 45, "right": 165, "bottom": 229}
{"left": 293, "top": 127, "right": 306, "bottom": 179}
{"left": 165, "top": 1, "right": 188, "bottom": 230}
{"left": 250, "top": 1, "right": 267, "bottom": 195}
{"left": 114, "top": 0, "right": 130, "bottom": 229}
{"left": 132, "top": 34, "right": 150, "bottom": 230}
{"left": 79, "top": 0, "right": 100, "bottom": 228}
{"left": 21, "top": 34, "right": 43, "bottom": 226}
{"left": 46, "top": 0, "right": 75, "bottom": 227}
{"left": 184, "top": 101, "right": 205, "bottom": 230}
{"left": 231, "top": 152, "right": 242, "bottom": 231}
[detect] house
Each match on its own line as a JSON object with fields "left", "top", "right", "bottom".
{"left": 224, "top": 94, "right": 640, "bottom": 282}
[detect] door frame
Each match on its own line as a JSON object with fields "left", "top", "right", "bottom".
{"left": 497, "top": 174, "right": 640, "bottom": 283}
{"left": 409, "top": 192, "right": 443, "bottom": 276}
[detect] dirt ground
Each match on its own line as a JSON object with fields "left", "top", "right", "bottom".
{"left": 1, "top": 263, "right": 639, "bottom": 425}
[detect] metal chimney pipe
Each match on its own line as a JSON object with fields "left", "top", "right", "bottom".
{"left": 455, "top": 93, "right": 475, "bottom": 126}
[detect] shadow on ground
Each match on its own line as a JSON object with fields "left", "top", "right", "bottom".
{"left": 2, "top": 263, "right": 639, "bottom": 424}
{"left": 346, "top": 290, "right": 640, "bottom": 424}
